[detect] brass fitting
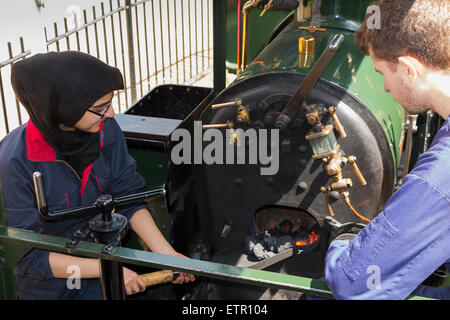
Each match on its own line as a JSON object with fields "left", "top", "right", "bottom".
{"left": 202, "top": 121, "right": 234, "bottom": 130}
{"left": 298, "top": 36, "right": 315, "bottom": 68}
{"left": 328, "top": 106, "right": 347, "bottom": 138}
{"left": 324, "top": 152, "right": 348, "bottom": 177}
{"left": 298, "top": 24, "right": 326, "bottom": 33}
{"left": 211, "top": 98, "right": 251, "bottom": 124}
{"left": 260, "top": 0, "right": 274, "bottom": 17}
{"left": 348, "top": 156, "right": 367, "bottom": 186}
{"left": 211, "top": 98, "right": 243, "bottom": 110}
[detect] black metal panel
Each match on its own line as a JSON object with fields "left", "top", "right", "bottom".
{"left": 195, "top": 72, "right": 394, "bottom": 256}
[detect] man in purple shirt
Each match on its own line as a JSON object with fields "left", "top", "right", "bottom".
{"left": 325, "top": 0, "right": 449, "bottom": 299}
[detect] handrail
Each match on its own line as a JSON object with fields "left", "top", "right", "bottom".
{"left": 0, "top": 225, "right": 431, "bottom": 300}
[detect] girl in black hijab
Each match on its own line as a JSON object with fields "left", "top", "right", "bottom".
{"left": 1, "top": 52, "right": 194, "bottom": 299}
{"left": 11, "top": 51, "right": 124, "bottom": 177}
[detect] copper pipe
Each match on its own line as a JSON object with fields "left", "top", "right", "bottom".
{"left": 237, "top": 0, "right": 242, "bottom": 73}
{"left": 240, "top": 1, "right": 259, "bottom": 72}
{"left": 344, "top": 197, "right": 371, "bottom": 223}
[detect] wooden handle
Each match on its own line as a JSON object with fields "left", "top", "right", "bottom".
{"left": 139, "top": 270, "right": 177, "bottom": 287}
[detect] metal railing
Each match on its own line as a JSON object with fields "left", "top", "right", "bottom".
{"left": 0, "top": 0, "right": 213, "bottom": 138}
{"left": 0, "top": 38, "right": 32, "bottom": 137}
{"left": 45, "top": 0, "right": 213, "bottom": 112}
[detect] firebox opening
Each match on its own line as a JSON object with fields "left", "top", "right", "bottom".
{"left": 254, "top": 205, "right": 321, "bottom": 252}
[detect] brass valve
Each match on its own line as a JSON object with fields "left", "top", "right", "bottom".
{"left": 298, "top": 24, "right": 326, "bottom": 33}
{"left": 323, "top": 152, "right": 367, "bottom": 187}
{"left": 320, "top": 178, "right": 353, "bottom": 217}
{"left": 211, "top": 98, "right": 251, "bottom": 124}
{"left": 260, "top": 0, "right": 274, "bottom": 17}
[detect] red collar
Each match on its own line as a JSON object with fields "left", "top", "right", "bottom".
{"left": 26, "top": 120, "right": 105, "bottom": 162}
{"left": 26, "top": 121, "right": 56, "bottom": 161}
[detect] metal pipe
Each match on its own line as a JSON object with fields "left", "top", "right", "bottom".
{"left": 109, "top": 0, "right": 120, "bottom": 110}
{"left": 125, "top": 0, "right": 137, "bottom": 103}
{"left": 166, "top": 0, "right": 173, "bottom": 81}
{"left": 237, "top": 0, "right": 242, "bottom": 73}
{"left": 83, "top": 9, "right": 91, "bottom": 55}
{"left": 74, "top": 12, "right": 81, "bottom": 51}
{"left": 134, "top": 2, "right": 143, "bottom": 97}
{"left": 53, "top": 23, "right": 60, "bottom": 51}
{"left": 0, "top": 69, "right": 9, "bottom": 134}
{"left": 64, "top": 18, "right": 71, "bottom": 50}
{"left": 401, "top": 114, "right": 418, "bottom": 181}
{"left": 151, "top": 0, "right": 159, "bottom": 85}
{"left": 117, "top": 0, "right": 128, "bottom": 108}
{"left": 180, "top": 0, "right": 186, "bottom": 82}
{"left": 8, "top": 42, "right": 22, "bottom": 126}
{"left": 173, "top": 0, "right": 179, "bottom": 84}
{"left": 142, "top": 1, "right": 151, "bottom": 91}
{"left": 101, "top": 3, "right": 110, "bottom": 65}
{"left": 99, "top": 259, "right": 125, "bottom": 300}
{"left": 92, "top": 6, "right": 100, "bottom": 59}
{"left": 158, "top": 0, "right": 166, "bottom": 82}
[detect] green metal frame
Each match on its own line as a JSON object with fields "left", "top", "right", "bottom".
{"left": 0, "top": 224, "right": 430, "bottom": 300}
{"left": 0, "top": 0, "right": 431, "bottom": 301}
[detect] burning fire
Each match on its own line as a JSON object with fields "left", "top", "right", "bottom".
{"left": 295, "top": 230, "right": 319, "bottom": 247}
{"left": 262, "top": 218, "right": 320, "bottom": 248}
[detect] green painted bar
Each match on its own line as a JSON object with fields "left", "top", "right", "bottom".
{"left": 0, "top": 225, "right": 430, "bottom": 300}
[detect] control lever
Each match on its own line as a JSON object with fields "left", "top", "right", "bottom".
{"left": 33, "top": 171, "right": 165, "bottom": 221}
{"left": 32, "top": 171, "right": 167, "bottom": 300}
{"left": 274, "top": 34, "right": 344, "bottom": 131}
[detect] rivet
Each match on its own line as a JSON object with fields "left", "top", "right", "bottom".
{"left": 297, "top": 181, "right": 308, "bottom": 190}
{"left": 298, "top": 145, "right": 307, "bottom": 153}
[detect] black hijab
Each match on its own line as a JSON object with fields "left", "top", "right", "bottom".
{"left": 11, "top": 51, "right": 124, "bottom": 177}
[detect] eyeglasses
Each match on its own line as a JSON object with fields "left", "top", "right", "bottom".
{"left": 87, "top": 100, "right": 112, "bottom": 118}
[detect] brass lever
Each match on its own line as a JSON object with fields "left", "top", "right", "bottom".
{"left": 328, "top": 106, "right": 347, "bottom": 138}
{"left": 321, "top": 186, "right": 334, "bottom": 217}
{"left": 211, "top": 99, "right": 243, "bottom": 110}
{"left": 260, "top": 0, "right": 274, "bottom": 17}
{"left": 202, "top": 121, "right": 234, "bottom": 130}
{"left": 211, "top": 98, "right": 250, "bottom": 124}
{"left": 348, "top": 156, "right": 367, "bottom": 186}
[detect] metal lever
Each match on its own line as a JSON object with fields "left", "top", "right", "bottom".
{"left": 348, "top": 156, "right": 367, "bottom": 186}
{"left": 33, "top": 172, "right": 48, "bottom": 216}
{"left": 320, "top": 186, "right": 334, "bottom": 216}
{"left": 202, "top": 121, "right": 234, "bottom": 130}
{"left": 328, "top": 106, "right": 347, "bottom": 138}
{"left": 260, "top": 0, "right": 274, "bottom": 17}
{"left": 274, "top": 33, "right": 344, "bottom": 131}
{"left": 211, "top": 99, "right": 243, "bottom": 110}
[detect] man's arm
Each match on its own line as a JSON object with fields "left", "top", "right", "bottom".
{"left": 325, "top": 173, "right": 450, "bottom": 300}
